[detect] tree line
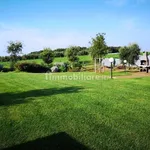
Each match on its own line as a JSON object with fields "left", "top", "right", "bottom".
{"left": 0, "top": 33, "right": 142, "bottom": 72}
{"left": 0, "top": 45, "right": 120, "bottom": 62}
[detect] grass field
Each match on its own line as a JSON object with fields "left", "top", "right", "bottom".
{"left": 0, "top": 53, "right": 119, "bottom": 68}
{"left": 0, "top": 72, "right": 150, "bottom": 149}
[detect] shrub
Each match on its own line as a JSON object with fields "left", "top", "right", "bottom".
{"left": 2, "top": 68, "right": 14, "bottom": 72}
{"left": 40, "top": 48, "right": 54, "bottom": 65}
{"left": 0, "top": 65, "right": 14, "bottom": 72}
{"left": 40, "top": 62, "right": 53, "bottom": 68}
{"left": 54, "top": 52, "right": 64, "bottom": 57}
{"left": 69, "top": 62, "right": 82, "bottom": 72}
{"left": 53, "top": 62, "right": 68, "bottom": 72}
{"left": 0, "top": 64, "right": 3, "bottom": 71}
{"left": 15, "top": 62, "right": 49, "bottom": 73}
{"left": 58, "top": 63, "right": 68, "bottom": 72}
{"left": 65, "top": 46, "right": 79, "bottom": 62}
{"left": 0, "top": 64, "right": 14, "bottom": 72}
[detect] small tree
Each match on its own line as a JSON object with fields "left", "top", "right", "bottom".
{"left": 89, "top": 33, "right": 108, "bottom": 72}
{"left": 65, "top": 46, "right": 81, "bottom": 71}
{"left": 65, "top": 46, "right": 79, "bottom": 62}
{"left": 128, "top": 43, "right": 140, "bottom": 65}
{"left": 119, "top": 43, "right": 141, "bottom": 67}
{"left": 119, "top": 46, "right": 129, "bottom": 63}
{"left": 40, "top": 48, "right": 54, "bottom": 65}
{"left": 7, "top": 41, "right": 23, "bottom": 68}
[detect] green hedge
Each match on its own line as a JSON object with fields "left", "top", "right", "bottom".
{"left": 15, "top": 62, "right": 49, "bottom": 73}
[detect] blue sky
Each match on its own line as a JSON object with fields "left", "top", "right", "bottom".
{"left": 0, "top": 0, "right": 150, "bottom": 55}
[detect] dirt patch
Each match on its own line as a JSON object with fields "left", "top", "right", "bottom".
{"left": 116, "top": 72, "right": 150, "bottom": 79}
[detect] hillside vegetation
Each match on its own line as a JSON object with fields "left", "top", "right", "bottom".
{"left": 1, "top": 53, "right": 119, "bottom": 68}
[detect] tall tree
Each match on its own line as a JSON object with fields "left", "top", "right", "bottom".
{"left": 89, "top": 33, "right": 108, "bottom": 72}
{"left": 40, "top": 48, "right": 54, "bottom": 65}
{"left": 7, "top": 41, "right": 23, "bottom": 68}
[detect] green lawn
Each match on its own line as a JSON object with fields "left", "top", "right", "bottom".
{"left": 0, "top": 72, "right": 150, "bottom": 149}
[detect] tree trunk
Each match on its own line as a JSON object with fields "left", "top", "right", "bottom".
{"left": 99, "top": 58, "right": 103, "bottom": 73}
{"left": 94, "top": 58, "right": 97, "bottom": 73}
{"left": 103, "top": 62, "right": 105, "bottom": 72}
{"left": 99, "top": 58, "right": 101, "bottom": 72}
{"left": 128, "top": 63, "right": 131, "bottom": 70}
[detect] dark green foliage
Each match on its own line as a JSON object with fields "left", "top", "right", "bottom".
{"left": 0, "top": 64, "right": 14, "bottom": 72}
{"left": 108, "top": 46, "right": 120, "bottom": 53}
{"left": 119, "top": 46, "right": 129, "bottom": 63}
{"left": 54, "top": 48, "right": 66, "bottom": 57}
{"left": 0, "top": 46, "right": 89, "bottom": 62}
{"left": 7, "top": 41, "right": 23, "bottom": 56}
{"left": 119, "top": 43, "right": 141, "bottom": 65}
{"left": 0, "top": 65, "right": 14, "bottom": 72}
{"left": 70, "top": 46, "right": 89, "bottom": 56}
{"left": 57, "top": 63, "right": 68, "bottom": 72}
{"left": 128, "top": 43, "right": 141, "bottom": 65}
{"left": 0, "top": 64, "right": 3, "bottom": 71}
{"left": 54, "top": 48, "right": 66, "bottom": 53}
{"left": 54, "top": 47, "right": 89, "bottom": 57}
{"left": 40, "top": 48, "right": 54, "bottom": 65}
{"left": 28, "top": 50, "right": 44, "bottom": 56}
{"left": 65, "top": 46, "right": 79, "bottom": 62}
{"left": 7, "top": 41, "right": 23, "bottom": 69}
{"left": 54, "top": 52, "right": 64, "bottom": 57}
{"left": 15, "top": 62, "right": 49, "bottom": 73}
{"left": 69, "top": 61, "right": 82, "bottom": 72}
{"left": 77, "top": 50, "right": 89, "bottom": 56}
{"left": 1, "top": 56, "right": 11, "bottom": 62}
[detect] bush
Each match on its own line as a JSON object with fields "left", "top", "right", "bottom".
{"left": 40, "top": 48, "right": 54, "bottom": 65}
{"left": 0, "top": 66, "right": 14, "bottom": 72}
{"left": 15, "top": 62, "right": 49, "bottom": 73}
{"left": 65, "top": 46, "right": 79, "bottom": 62}
{"left": 40, "top": 62, "right": 53, "bottom": 69}
{"left": 0, "top": 64, "right": 14, "bottom": 72}
{"left": 0, "top": 64, "right": 3, "bottom": 71}
{"left": 2, "top": 68, "right": 14, "bottom": 72}
{"left": 58, "top": 63, "right": 68, "bottom": 72}
{"left": 54, "top": 52, "right": 64, "bottom": 57}
{"left": 69, "top": 62, "right": 82, "bottom": 72}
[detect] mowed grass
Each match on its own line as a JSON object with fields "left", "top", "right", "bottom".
{"left": 0, "top": 53, "right": 119, "bottom": 68}
{"left": 0, "top": 72, "right": 150, "bottom": 149}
